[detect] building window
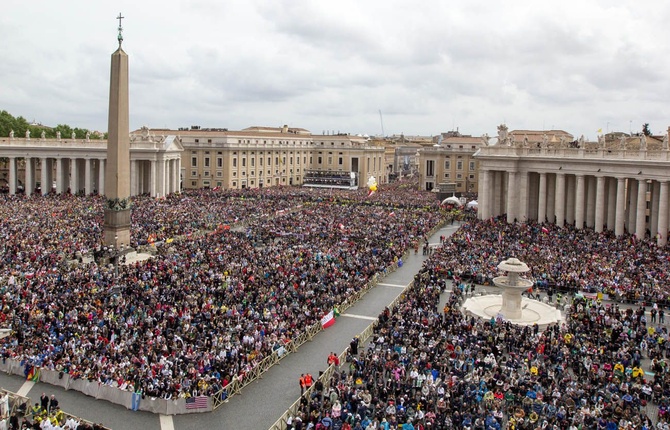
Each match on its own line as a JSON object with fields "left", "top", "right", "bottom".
{"left": 217, "top": 171, "right": 222, "bottom": 177}
{"left": 216, "top": 181, "right": 222, "bottom": 187}
{"left": 318, "top": 156, "right": 322, "bottom": 164}
{"left": 251, "top": 158, "right": 255, "bottom": 167}
{"left": 444, "top": 160, "right": 450, "bottom": 169}
{"left": 233, "top": 182, "right": 237, "bottom": 187}
{"left": 469, "top": 174, "right": 475, "bottom": 180}
{"left": 444, "top": 173, "right": 450, "bottom": 178}
{"left": 217, "top": 158, "right": 223, "bottom": 168}
{"left": 339, "top": 157, "right": 343, "bottom": 165}
{"left": 191, "top": 157, "right": 197, "bottom": 167}
{"left": 191, "top": 171, "right": 197, "bottom": 177}
{"left": 204, "top": 158, "right": 210, "bottom": 167}
{"left": 469, "top": 161, "right": 475, "bottom": 171}
{"left": 191, "top": 181, "right": 197, "bottom": 186}
{"left": 457, "top": 161, "right": 463, "bottom": 170}
{"left": 233, "top": 172, "right": 237, "bottom": 177}
{"left": 195, "top": 139, "right": 199, "bottom": 143}
{"left": 456, "top": 173, "right": 462, "bottom": 179}
{"left": 426, "top": 160, "right": 435, "bottom": 177}
{"left": 233, "top": 158, "right": 237, "bottom": 168}
{"left": 207, "top": 139, "right": 212, "bottom": 143}
{"left": 242, "top": 158, "right": 246, "bottom": 167}
{"left": 204, "top": 171, "right": 210, "bottom": 177}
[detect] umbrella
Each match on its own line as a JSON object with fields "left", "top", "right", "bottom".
{"left": 466, "top": 200, "right": 478, "bottom": 208}
{"left": 442, "top": 196, "right": 462, "bottom": 206}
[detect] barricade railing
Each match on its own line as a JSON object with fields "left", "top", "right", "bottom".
{"left": 0, "top": 386, "right": 112, "bottom": 430}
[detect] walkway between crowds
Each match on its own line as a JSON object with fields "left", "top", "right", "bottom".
{"left": 0, "top": 223, "right": 462, "bottom": 430}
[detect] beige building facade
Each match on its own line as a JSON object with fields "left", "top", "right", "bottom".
{"left": 416, "top": 132, "right": 484, "bottom": 194}
{"left": 157, "top": 126, "right": 385, "bottom": 190}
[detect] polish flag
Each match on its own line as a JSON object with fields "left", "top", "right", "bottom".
{"left": 321, "top": 310, "right": 336, "bottom": 329}
{"left": 541, "top": 227, "right": 549, "bottom": 234}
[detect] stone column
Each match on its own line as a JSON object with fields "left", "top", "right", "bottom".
{"left": 636, "top": 179, "right": 647, "bottom": 239}
{"left": 651, "top": 181, "right": 661, "bottom": 238}
{"left": 491, "top": 171, "right": 501, "bottom": 217}
{"left": 595, "top": 176, "right": 606, "bottom": 233}
{"left": 130, "top": 159, "right": 138, "bottom": 197}
{"left": 565, "top": 175, "right": 575, "bottom": 226}
{"left": 627, "top": 179, "right": 638, "bottom": 235}
{"left": 478, "top": 170, "right": 486, "bottom": 220}
{"left": 586, "top": 176, "right": 596, "bottom": 228}
{"left": 40, "top": 157, "right": 48, "bottom": 196}
{"left": 658, "top": 181, "right": 669, "bottom": 246}
{"left": 172, "top": 159, "right": 179, "bottom": 194}
{"left": 506, "top": 171, "right": 517, "bottom": 223}
{"left": 607, "top": 177, "right": 616, "bottom": 230}
{"left": 8, "top": 157, "right": 16, "bottom": 195}
{"left": 538, "top": 172, "right": 547, "bottom": 223}
{"left": 615, "top": 178, "right": 626, "bottom": 236}
{"left": 25, "top": 157, "right": 33, "bottom": 196}
{"left": 56, "top": 158, "right": 65, "bottom": 194}
{"left": 71, "top": 159, "right": 79, "bottom": 194}
{"left": 177, "top": 157, "right": 181, "bottom": 191}
{"left": 150, "top": 160, "right": 157, "bottom": 197}
{"left": 98, "top": 159, "right": 106, "bottom": 195}
{"left": 517, "top": 171, "right": 529, "bottom": 222}
{"left": 575, "top": 174, "right": 585, "bottom": 229}
{"left": 84, "top": 158, "right": 92, "bottom": 195}
{"left": 555, "top": 173, "right": 566, "bottom": 227}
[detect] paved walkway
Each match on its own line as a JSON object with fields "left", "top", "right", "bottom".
{"left": 0, "top": 223, "right": 463, "bottom": 430}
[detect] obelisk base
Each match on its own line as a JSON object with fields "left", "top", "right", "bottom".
{"left": 104, "top": 208, "right": 131, "bottom": 247}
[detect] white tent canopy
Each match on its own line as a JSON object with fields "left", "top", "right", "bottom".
{"left": 441, "top": 196, "right": 462, "bottom": 206}
{"left": 466, "top": 200, "right": 478, "bottom": 208}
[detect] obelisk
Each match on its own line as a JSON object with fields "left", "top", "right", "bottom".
{"left": 103, "top": 13, "right": 131, "bottom": 248}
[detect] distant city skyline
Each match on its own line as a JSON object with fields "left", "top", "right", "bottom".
{"left": 2, "top": 0, "right": 669, "bottom": 140}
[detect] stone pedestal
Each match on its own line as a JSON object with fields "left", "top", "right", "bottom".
{"left": 104, "top": 208, "right": 131, "bottom": 247}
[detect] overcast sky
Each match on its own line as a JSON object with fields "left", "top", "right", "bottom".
{"left": 2, "top": 0, "right": 669, "bottom": 139}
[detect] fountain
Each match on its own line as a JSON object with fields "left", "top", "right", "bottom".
{"left": 461, "top": 256, "right": 563, "bottom": 328}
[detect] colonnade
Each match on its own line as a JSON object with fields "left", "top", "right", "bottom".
{"left": 129, "top": 158, "right": 181, "bottom": 197}
{"left": 478, "top": 169, "right": 670, "bottom": 246}
{"left": 6, "top": 156, "right": 106, "bottom": 196}
{"left": 4, "top": 155, "right": 180, "bottom": 198}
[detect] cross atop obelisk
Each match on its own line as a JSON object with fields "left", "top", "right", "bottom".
{"left": 116, "top": 13, "right": 124, "bottom": 48}
{"left": 104, "top": 14, "right": 131, "bottom": 248}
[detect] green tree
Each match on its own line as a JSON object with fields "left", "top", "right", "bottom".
{"left": 642, "top": 123, "right": 652, "bottom": 136}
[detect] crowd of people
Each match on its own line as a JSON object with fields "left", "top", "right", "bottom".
{"left": 437, "top": 217, "right": 670, "bottom": 305}
{"left": 291, "top": 220, "right": 670, "bottom": 429}
{"left": 0, "top": 184, "right": 444, "bottom": 404}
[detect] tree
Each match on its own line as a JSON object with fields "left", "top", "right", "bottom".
{"left": 0, "top": 110, "right": 103, "bottom": 139}
{"left": 643, "top": 123, "right": 652, "bottom": 136}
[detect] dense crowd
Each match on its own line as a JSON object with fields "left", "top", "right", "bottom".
{"left": 438, "top": 217, "right": 670, "bottom": 304}
{"left": 293, "top": 239, "right": 670, "bottom": 429}
{"left": 0, "top": 183, "right": 444, "bottom": 402}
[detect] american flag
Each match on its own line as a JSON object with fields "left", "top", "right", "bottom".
{"left": 185, "top": 396, "right": 209, "bottom": 410}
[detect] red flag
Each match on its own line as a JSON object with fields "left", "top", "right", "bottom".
{"left": 321, "top": 310, "right": 335, "bottom": 329}
{"left": 541, "top": 227, "right": 549, "bottom": 234}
